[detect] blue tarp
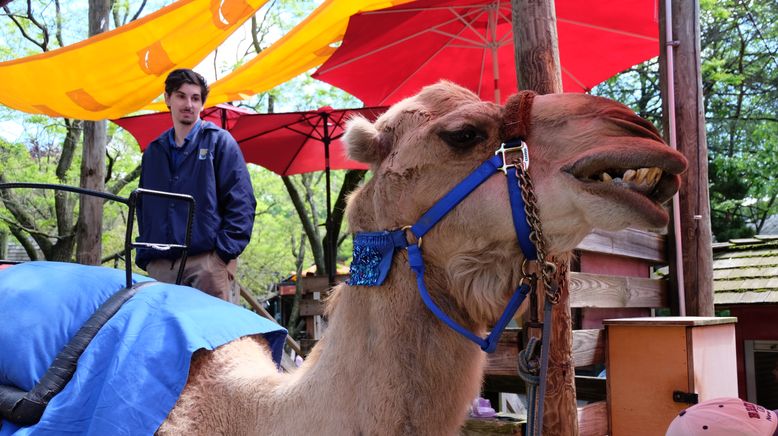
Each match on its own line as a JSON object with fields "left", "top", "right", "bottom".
{"left": 0, "top": 261, "right": 286, "bottom": 435}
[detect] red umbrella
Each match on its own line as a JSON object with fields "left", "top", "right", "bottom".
{"left": 312, "top": 0, "right": 659, "bottom": 105}
{"left": 228, "top": 106, "right": 386, "bottom": 176}
{"left": 229, "top": 106, "right": 386, "bottom": 284}
{"left": 112, "top": 103, "right": 255, "bottom": 150}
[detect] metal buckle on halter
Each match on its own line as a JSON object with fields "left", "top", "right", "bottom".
{"left": 495, "top": 140, "right": 530, "bottom": 174}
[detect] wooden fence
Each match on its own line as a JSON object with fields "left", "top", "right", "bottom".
{"left": 293, "top": 228, "right": 671, "bottom": 435}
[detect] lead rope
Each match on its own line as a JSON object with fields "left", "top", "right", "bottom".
{"left": 512, "top": 158, "right": 562, "bottom": 436}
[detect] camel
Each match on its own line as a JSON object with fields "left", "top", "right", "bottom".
{"left": 155, "top": 81, "right": 687, "bottom": 435}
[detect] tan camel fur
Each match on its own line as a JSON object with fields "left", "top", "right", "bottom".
{"left": 157, "top": 82, "right": 687, "bottom": 435}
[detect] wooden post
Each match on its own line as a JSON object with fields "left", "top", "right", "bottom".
{"left": 659, "top": 0, "right": 714, "bottom": 316}
{"left": 76, "top": 0, "right": 110, "bottom": 265}
{"left": 512, "top": 1, "right": 577, "bottom": 435}
{"left": 0, "top": 229, "right": 7, "bottom": 259}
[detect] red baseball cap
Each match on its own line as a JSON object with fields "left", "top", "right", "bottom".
{"left": 666, "top": 397, "right": 778, "bottom": 436}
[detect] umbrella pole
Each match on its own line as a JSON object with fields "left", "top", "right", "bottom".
{"left": 322, "top": 114, "right": 335, "bottom": 286}
{"left": 489, "top": 3, "right": 501, "bottom": 103}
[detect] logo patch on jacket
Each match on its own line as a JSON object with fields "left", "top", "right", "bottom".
{"left": 198, "top": 148, "right": 209, "bottom": 160}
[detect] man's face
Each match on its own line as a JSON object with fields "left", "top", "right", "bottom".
{"left": 164, "top": 83, "right": 203, "bottom": 126}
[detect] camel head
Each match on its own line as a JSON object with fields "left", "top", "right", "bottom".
{"left": 343, "top": 81, "right": 686, "bottom": 323}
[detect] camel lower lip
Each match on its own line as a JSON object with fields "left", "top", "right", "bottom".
{"left": 575, "top": 176, "right": 670, "bottom": 225}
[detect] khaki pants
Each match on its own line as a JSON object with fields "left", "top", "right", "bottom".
{"left": 146, "top": 251, "right": 239, "bottom": 303}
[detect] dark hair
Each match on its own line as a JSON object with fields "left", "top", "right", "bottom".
{"left": 164, "top": 69, "right": 209, "bottom": 103}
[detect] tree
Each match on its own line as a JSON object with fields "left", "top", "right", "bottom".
{"left": 700, "top": 0, "right": 777, "bottom": 240}
{"left": 595, "top": 0, "right": 778, "bottom": 241}
{"left": 0, "top": 0, "right": 155, "bottom": 261}
{"left": 76, "top": 0, "right": 111, "bottom": 265}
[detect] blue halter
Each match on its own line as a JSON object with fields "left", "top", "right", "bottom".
{"left": 348, "top": 138, "right": 537, "bottom": 353}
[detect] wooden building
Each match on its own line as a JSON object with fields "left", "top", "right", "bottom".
{"left": 712, "top": 235, "right": 778, "bottom": 409}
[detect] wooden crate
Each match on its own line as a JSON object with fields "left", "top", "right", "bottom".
{"left": 605, "top": 316, "right": 738, "bottom": 436}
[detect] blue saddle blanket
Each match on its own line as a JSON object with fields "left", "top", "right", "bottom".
{"left": 0, "top": 261, "right": 287, "bottom": 435}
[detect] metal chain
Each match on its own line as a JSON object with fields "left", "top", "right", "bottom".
{"left": 513, "top": 159, "right": 561, "bottom": 304}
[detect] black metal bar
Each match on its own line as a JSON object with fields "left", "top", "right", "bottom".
{"left": 0, "top": 182, "right": 127, "bottom": 205}
{"left": 125, "top": 191, "right": 137, "bottom": 288}
{"left": 0, "top": 183, "right": 195, "bottom": 288}
{"left": 132, "top": 188, "right": 195, "bottom": 286}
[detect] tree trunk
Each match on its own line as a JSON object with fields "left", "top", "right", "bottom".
{"left": 77, "top": 0, "right": 111, "bottom": 265}
{"left": 659, "top": 0, "right": 714, "bottom": 316}
{"left": 512, "top": 1, "right": 577, "bottom": 435}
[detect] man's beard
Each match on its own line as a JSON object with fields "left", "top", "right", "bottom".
{"left": 179, "top": 113, "right": 196, "bottom": 125}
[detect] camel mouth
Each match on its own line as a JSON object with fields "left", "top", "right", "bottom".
{"left": 563, "top": 149, "right": 685, "bottom": 222}
{"left": 576, "top": 167, "right": 678, "bottom": 204}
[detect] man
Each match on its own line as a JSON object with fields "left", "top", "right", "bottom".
{"left": 136, "top": 69, "right": 256, "bottom": 303}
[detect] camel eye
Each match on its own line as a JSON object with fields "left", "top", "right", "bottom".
{"left": 438, "top": 127, "right": 486, "bottom": 150}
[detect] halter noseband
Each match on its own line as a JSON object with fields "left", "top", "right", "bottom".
{"left": 348, "top": 92, "right": 539, "bottom": 353}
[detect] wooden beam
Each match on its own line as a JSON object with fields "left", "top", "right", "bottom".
{"left": 297, "top": 274, "right": 349, "bottom": 294}
{"left": 507, "top": 0, "right": 575, "bottom": 422}
{"left": 486, "top": 329, "right": 605, "bottom": 376}
{"left": 576, "top": 229, "right": 666, "bottom": 263}
{"left": 239, "top": 285, "right": 303, "bottom": 357}
{"left": 462, "top": 418, "right": 523, "bottom": 435}
{"left": 577, "top": 401, "right": 608, "bottom": 436}
{"left": 659, "top": 0, "right": 714, "bottom": 316}
{"left": 299, "top": 298, "right": 325, "bottom": 317}
{"left": 483, "top": 375, "right": 606, "bottom": 403}
{"left": 569, "top": 273, "right": 668, "bottom": 308}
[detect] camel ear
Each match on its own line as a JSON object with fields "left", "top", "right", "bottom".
{"left": 343, "top": 116, "right": 386, "bottom": 165}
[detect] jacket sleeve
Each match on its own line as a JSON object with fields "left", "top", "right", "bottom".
{"left": 213, "top": 132, "right": 256, "bottom": 263}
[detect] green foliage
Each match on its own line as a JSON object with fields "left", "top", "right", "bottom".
{"left": 238, "top": 167, "right": 302, "bottom": 296}
{"left": 596, "top": 0, "right": 778, "bottom": 242}
{"left": 701, "top": 0, "right": 778, "bottom": 240}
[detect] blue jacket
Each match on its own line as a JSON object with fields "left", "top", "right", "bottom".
{"left": 135, "top": 120, "right": 256, "bottom": 270}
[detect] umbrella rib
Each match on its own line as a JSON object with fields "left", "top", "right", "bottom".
{"left": 478, "top": 45, "right": 487, "bottom": 97}
{"left": 232, "top": 108, "right": 328, "bottom": 144}
{"left": 286, "top": 124, "right": 324, "bottom": 141}
{"left": 561, "top": 66, "right": 588, "bottom": 91}
{"left": 448, "top": 6, "right": 490, "bottom": 46}
{"left": 496, "top": 4, "right": 511, "bottom": 26}
{"left": 362, "top": 4, "right": 488, "bottom": 16}
{"left": 380, "top": 21, "right": 474, "bottom": 105}
{"left": 316, "top": 12, "right": 471, "bottom": 75}
{"left": 557, "top": 17, "right": 658, "bottom": 41}
{"left": 235, "top": 121, "right": 311, "bottom": 144}
{"left": 281, "top": 124, "right": 318, "bottom": 176}
{"left": 432, "top": 5, "right": 512, "bottom": 51}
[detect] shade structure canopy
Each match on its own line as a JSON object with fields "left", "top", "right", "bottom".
{"left": 0, "top": 0, "right": 266, "bottom": 120}
{"left": 111, "top": 104, "right": 256, "bottom": 150}
{"left": 228, "top": 106, "right": 385, "bottom": 176}
{"left": 313, "top": 0, "right": 660, "bottom": 105}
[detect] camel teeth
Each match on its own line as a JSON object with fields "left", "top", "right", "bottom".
{"left": 601, "top": 172, "right": 613, "bottom": 183}
{"left": 636, "top": 168, "right": 649, "bottom": 185}
{"left": 623, "top": 169, "right": 636, "bottom": 183}
{"left": 642, "top": 167, "right": 662, "bottom": 188}
{"left": 649, "top": 167, "right": 663, "bottom": 186}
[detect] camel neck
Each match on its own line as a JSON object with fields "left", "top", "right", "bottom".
{"left": 297, "top": 257, "right": 486, "bottom": 434}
